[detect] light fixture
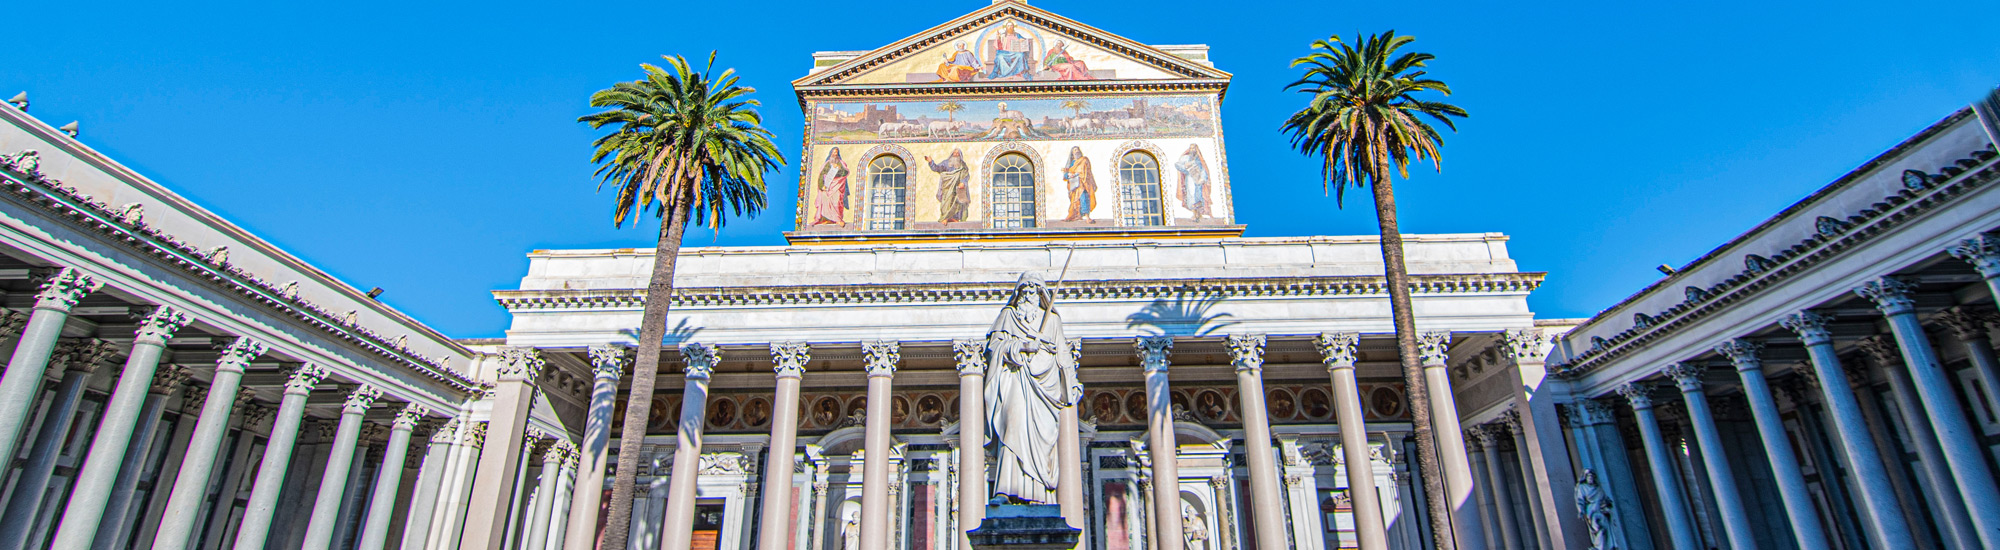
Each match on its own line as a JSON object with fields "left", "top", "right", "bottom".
{"left": 5, "top": 92, "right": 24, "bottom": 111}
{"left": 1656, "top": 264, "right": 1677, "bottom": 275}
{"left": 57, "top": 121, "right": 78, "bottom": 137}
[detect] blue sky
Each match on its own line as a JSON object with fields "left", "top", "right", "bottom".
{"left": 4, "top": 0, "right": 1995, "bottom": 338}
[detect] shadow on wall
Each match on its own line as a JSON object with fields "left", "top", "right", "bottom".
{"left": 1125, "top": 288, "right": 1238, "bottom": 337}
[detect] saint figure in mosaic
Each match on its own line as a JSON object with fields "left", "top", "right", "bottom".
{"left": 936, "top": 41, "right": 983, "bottom": 83}
{"left": 1175, "top": 144, "right": 1211, "bottom": 220}
{"left": 1063, "top": 146, "right": 1096, "bottom": 221}
{"left": 927, "top": 149, "right": 972, "bottom": 223}
{"left": 1043, "top": 40, "right": 1093, "bottom": 81}
{"left": 984, "top": 23, "right": 1037, "bottom": 80}
{"left": 984, "top": 272, "right": 1080, "bottom": 504}
{"left": 813, "top": 148, "right": 848, "bottom": 225}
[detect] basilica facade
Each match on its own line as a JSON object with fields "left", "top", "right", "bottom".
{"left": 0, "top": 2, "right": 1994, "bottom": 550}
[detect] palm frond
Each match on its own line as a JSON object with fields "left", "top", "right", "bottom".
{"left": 1280, "top": 31, "right": 1466, "bottom": 207}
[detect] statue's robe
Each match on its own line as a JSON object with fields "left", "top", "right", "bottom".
{"left": 983, "top": 303, "right": 1079, "bottom": 504}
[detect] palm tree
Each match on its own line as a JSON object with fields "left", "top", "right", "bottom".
{"left": 579, "top": 53, "right": 786, "bottom": 550}
{"left": 1281, "top": 31, "right": 1467, "bottom": 550}
{"left": 937, "top": 101, "right": 964, "bottom": 122}
{"left": 1059, "top": 99, "right": 1091, "bottom": 117}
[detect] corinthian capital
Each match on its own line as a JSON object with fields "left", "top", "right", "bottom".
{"left": 34, "top": 267, "right": 102, "bottom": 311}
{"left": 135, "top": 306, "right": 192, "bottom": 343}
{"left": 771, "top": 341, "right": 810, "bottom": 378}
{"left": 1315, "top": 332, "right": 1360, "bottom": 370}
{"left": 951, "top": 339, "right": 985, "bottom": 377}
{"left": 1854, "top": 276, "right": 1919, "bottom": 315}
{"left": 1225, "top": 334, "right": 1266, "bottom": 374}
{"left": 1417, "top": 330, "right": 1452, "bottom": 365}
{"left": 1501, "top": 328, "right": 1547, "bottom": 361}
{"left": 1134, "top": 336, "right": 1172, "bottom": 373}
{"left": 1616, "top": 382, "right": 1655, "bottom": 409}
{"left": 1934, "top": 306, "right": 1997, "bottom": 341}
{"left": 495, "top": 347, "right": 546, "bottom": 382}
{"left": 679, "top": 342, "right": 720, "bottom": 379}
{"left": 343, "top": 384, "right": 382, "bottom": 414}
{"left": 863, "top": 340, "right": 900, "bottom": 377}
{"left": 1714, "top": 339, "right": 1763, "bottom": 372}
{"left": 284, "top": 364, "right": 330, "bottom": 395}
{"left": 1948, "top": 233, "right": 2000, "bottom": 277}
{"left": 151, "top": 365, "right": 191, "bottom": 395}
{"left": 393, "top": 402, "right": 430, "bottom": 431}
{"left": 587, "top": 344, "right": 628, "bottom": 380}
{"left": 218, "top": 337, "right": 267, "bottom": 372}
{"left": 1664, "top": 362, "right": 1706, "bottom": 392}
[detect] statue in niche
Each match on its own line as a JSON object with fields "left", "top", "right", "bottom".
{"left": 840, "top": 508, "right": 861, "bottom": 550}
{"left": 1575, "top": 469, "right": 1615, "bottom": 550}
{"left": 1180, "top": 501, "right": 1208, "bottom": 550}
{"left": 984, "top": 272, "right": 1081, "bottom": 504}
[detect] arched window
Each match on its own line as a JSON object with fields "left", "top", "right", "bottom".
{"left": 990, "top": 153, "right": 1037, "bottom": 228}
{"left": 866, "top": 155, "right": 907, "bottom": 230}
{"left": 1117, "top": 151, "right": 1164, "bottom": 227}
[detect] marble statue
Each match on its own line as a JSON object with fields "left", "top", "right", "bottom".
{"left": 984, "top": 272, "right": 1081, "bottom": 504}
{"left": 1575, "top": 469, "right": 1615, "bottom": 550}
{"left": 840, "top": 508, "right": 861, "bottom": 550}
{"left": 1181, "top": 501, "right": 1208, "bottom": 550}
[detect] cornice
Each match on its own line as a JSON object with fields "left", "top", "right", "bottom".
{"left": 0, "top": 159, "right": 480, "bottom": 393}
{"left": 494, "top": 272, "right": 1544, "bottom": 311}
{"left": 1550, "top": 141, "right": 1998, "bottom": 379}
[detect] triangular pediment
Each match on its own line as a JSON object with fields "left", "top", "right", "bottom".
{"left": 794, "top": 2, "right": 1229, "bottom": 89}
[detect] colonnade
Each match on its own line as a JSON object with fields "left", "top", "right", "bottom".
{"left": 1554, "top": 231, "right": 2000, "bottom": 550}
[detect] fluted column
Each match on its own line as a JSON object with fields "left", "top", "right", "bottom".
{"left": 230, "top": 364, "right": 331, "bottom": 550}
{"left": 1663, "top": 363, "right": 1758, "bottom": 550}
{"left": 545, "top": 442, "right": 579, "bottom": 550}
{"left": 1857, "top": 276, "right": 2000, "bottom": 547}
{"left": 0, "top": 339, "right": 118, "bottom": 550}
{"left": 1499, "top": 410, "right": 1549, "bottom": 549}
{"left": 94, "top": 365, "right": 190, "bottom": 550}
{"left": 1480, "top": 426, "right": 1526, "bottom": 550}
{"left": 151, "top": 336, "right": 266, "bottom": 550}
{"left": 464, "top": 348, "right": 548, "bottom": 550}
{"left": 660, "top": 342, "right": 719, "bottom": 550}
{"left": 1223, "top": 334, "right": 1286, "bottom": 550}
{"left": 404, "top": 418, "right": 465, "bottom": 550}
{"left": 1713, "top": 339, "right": 1828, "bottom": 547}
{"left": 1314, "top": 332, "right": 1388, "bottom": 550}
{"left": 1417, "top": 331, "right": 1481, "bottom": 548}
{"left": 48, "top": 307, "right": 189, "bottom": 550}
{"left": 859, "top": 341, "right": 899, "bottom": 550}
{"left": 1464, "top": 427, "right": 1509, "bottom": 550}
{"left": 0, "top": 268, "right": 100, "bottom": 471}
{"left": 1780, "top": 312, "right": 1914, "bottom": 548}
{"left": 952, "top": 339, "right": 986, "bottom": 550}
{"left": 354, "top": 404, "right": 428, "bottom": 550}
{"left": 1617, "top": 384, "right": 1700, "bottom": 549}
{"left": 566, "top": 345, "right": 626, "bottom": 550}
{"left": 761, "top": 342, "right": 810, "bottom": 550}
{"left": 300, "top": 385, "right": 382, "bottom": 550}
{"left": 1949, "top": 233, "right": 2000, "bottom": 307}
{"left": 1136, "top": 336, "right": 1181, "bottom": 550}
{"left": 524, "top": 436, "right": 568, "bottom": 550}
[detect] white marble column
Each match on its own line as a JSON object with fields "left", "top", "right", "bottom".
{"left": 1781, "top": 311, "right": 1914, "bottom": 546}
{"left": 0, "top": 268, "right": 100, "bottom": 472}
{"left": 859, "top": 341, "right": 899, "bottom": 550}
{"left": 355, "top": 404, "right": 428, "bottom": 550}
{"left": 1059, "top": 341, "right": 1085, "bottom": 532}
{"left": 1856, "top": 276, "right": 2000, "bottom": 548}
{"left": 545, "top": 442, "right": 580, "bottom": 550}
{"left": 230, "top": 364, "right": 331, "bottom": 550}
{"left": 1858, "top": 333, "right": 1980, "bottom": 549}
{"left": 1715, "top": 339, "right": 1829, "bottom": 547}
{"left": 1949, "top": 233, "right": 2000, "bottom": 307}
{"left": 1135, "top": 336, "right": 1181, "bottom": 550}
{"left": 1662, "top": 362, "right": 1758, "bottom": 550}
{"left": 300, "top": 385, "right": 382, "bottom": 550}
{"left": 150, "top": 337, "right": 265, "bottom": 550}
{"left": 761, "top": 342, "right": 810, "bottom": 550}
{"left": 48, "top": 307, "right": 190, "bottom": 550}
{"left": 431, "top": 420, "right": 488, "bottom": 550}
{"left": 93, "top": 365, "right": 190, "bottom": 550}
{"left": 952, "top": 339, "right": 986, "bottom": 549}
{"left": 524, "top": 436, "right": 568, "bottom": 550}
{"left": 1498, "top": 410, "right": 1549, "bottom": 549}
{"left": 1416, "top": 331, "right": 1481, "bottom": 549}
{"left": 403, "top": 418, "right": 464, "bottom": 550}
{"left": 660, "top": 342, "right": 719, "bottom": 550}
{"left": 1616, "top": 385, "right": 1700, "bottom": 549}
{"left": 464, "top": 348, "right": 548, "bottom": 550}
{"left": 0, "top": 339, "right": 117, "bottom": 550}
{"left": 1223, "top": 334, "right": 1286, "bottom": 550}
{"left": 1463, "top": 428, "right": 1510, "bottom": 550}
{"left": 566, "top": 344, "right": 626, "bottom": 550}
{"left": 1313, "top": 332, "right": 1388, "bottom": 550}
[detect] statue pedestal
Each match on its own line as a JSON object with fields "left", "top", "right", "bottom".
{"left": 966, "top": 504, "right": 1080, "bottom": 550}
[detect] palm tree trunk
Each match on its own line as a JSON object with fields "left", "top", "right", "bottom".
{"left": 600, "top": 188, "right": 693, "bottom": 550}
{"left": 1369, "top": 175, "right": 1456, "bottom": 550}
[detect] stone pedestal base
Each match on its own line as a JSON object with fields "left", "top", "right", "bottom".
{"left": 966, "top": 504, "right": 1080, "bottom": 550}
